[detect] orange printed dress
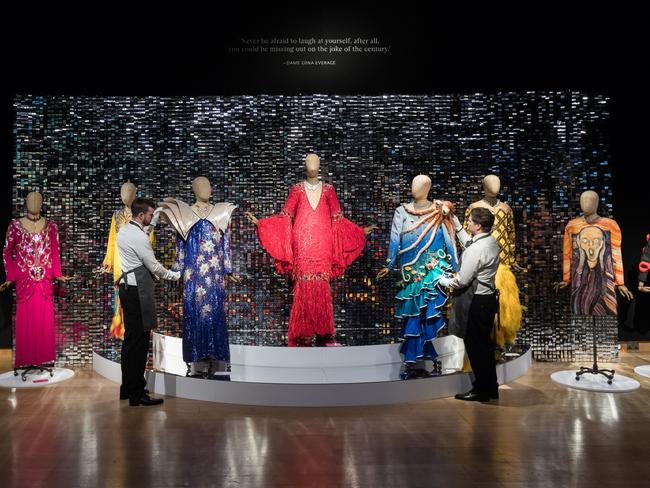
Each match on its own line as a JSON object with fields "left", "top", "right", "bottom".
{"left": 562, "top": 216, "right": 624, "bottom": 316}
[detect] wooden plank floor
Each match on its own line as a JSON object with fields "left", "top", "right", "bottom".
{"left": 2, "top": 348, "right": 650, "bottom": 488}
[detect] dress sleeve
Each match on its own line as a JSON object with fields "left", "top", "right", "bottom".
{"left": 148, "top": 228, "right": 156, "bottom": 249}
{"left": 223, "top": 227, "right": 233, "bottom": 274}
{"left": 49, "top": 221, "right": 63, "bottom": 279}
{"left": 2, "top": 221, "right": 21, "bottom": 282}
{"left": 503, "top": 209, "right": 517, "bottom": 266}
{"left": 463, "top": 206, "right": 471, "bottom": 229}
{"left": 171, "top": 235, "right": 186, "bottom": 275}
{"left": 328, "top": 186, "right": 366, "bottom": 277}
{"left": 256, "top": 185, "right": 299, "bottom": 274}
{"left": 386, "top": 207, "right": 403, "bottom": 270}
{"left": 562, "top": 221, "right": 572, "bottom": 284}
{"left": 609, "top": 219, "right": 625, "bottom": 286}
{"left": 102, "top": 214, "right": 117, "bottom": 269}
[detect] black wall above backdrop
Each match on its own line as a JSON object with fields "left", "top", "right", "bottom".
{"left": 1, "top": 8, "right": 646, "bottom": 347}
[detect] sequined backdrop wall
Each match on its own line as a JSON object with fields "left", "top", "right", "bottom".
{"left": 11, "top": 93, "right": 614, "bottom": 367}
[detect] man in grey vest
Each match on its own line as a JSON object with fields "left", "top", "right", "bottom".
{"left": 441, "top": 207, "right": 500, "bottom": 402}
{"left": 117, "top": 198, "right": 180, "bottom": 406}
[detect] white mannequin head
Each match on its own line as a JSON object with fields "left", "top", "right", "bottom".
{"left": 411, "top": 175, "right": 432, "bottom": 201}
{"left": 483, "top": 174, "right": 501, "bottom": 197}
{"left": 305, "top": 154, "right": 320, "bottom": 179}
{"left": 192, "top": 176, "right": 212, "bottom": 203}
{"left": 120, "top": 182, "right": 137, "bottom": 207}
{"left": 26, "top": 191, "right": 43, "bottom": 215}
{"left": 579, "top": 190, "right": 599, "bottom": 216}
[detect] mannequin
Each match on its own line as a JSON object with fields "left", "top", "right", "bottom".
{"left": 626, "top": 233, "right": 650, "bottom": 331}
{"left": 640, "top": 234, "right": 650, "bottom": 293}
{"left": 2, "top": 192, "right": 72, "bottom": 371}
{"left": 159, "top": 177, "right": 237, "bottom": 376}
{"left": 98, "top": 182, "right": 154, "bottom": 340}
{"left": 554, "top": 190, "right": 633, "bottom": 312}
{"left": 377, "top": 175, "right": 457, "bottom": 378}
{"left": 464, "top": 175, "right": 522, "bottom": 347}
{"left": 246, "top": 153, "right": 376, "bottom": 346}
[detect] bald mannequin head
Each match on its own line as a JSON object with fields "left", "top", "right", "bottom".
{"left": 192, "top": 176, "right": 212, "bottom": 203}
{"left": 26, "top": 191, "right": 43, "bottom": 214}
{"left": 305, "top": 153, "right": 320, "bottom": 179}
{"left": 483, "top": 175, "right": 501, "bottom": 197}
{"left": 580, "top": 190, "right": 599, "bottom": 216}
{"left": 120, "top": 182, "right": 137, "bottom": 207}
{"left": 411, "top": 175, "right": 432, "bottom": 201}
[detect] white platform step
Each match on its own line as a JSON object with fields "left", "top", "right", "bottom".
{"left": 152, "top": 332, "right": 467, "bottom": 382}
{"left": 93, "top": 341, "right": 532, "bottom": 407}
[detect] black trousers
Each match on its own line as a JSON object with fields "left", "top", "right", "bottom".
{"left": 119, "top": 285, "right": 150, "bottom": 401}
{"left": 464, "top": 293, "right": 499, "bottom": 396}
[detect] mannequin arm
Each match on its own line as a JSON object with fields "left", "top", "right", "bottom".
{"left": 512, "top": 262, "right": 526, "bottom": 272}
{"left": 553, "top": 281, "right": 568, "bottom": 293}
{"left": 617, "top": 284, "right": 633, "bottom": 300}
{"left": 363, "top": 224, "right": 378, "bottom": 235}
{"left": 226, "top": 274, "right": 243, "bottom": 284}
{"left": 376, "top": 267, "right": 390, "bottom": 280}
{"left": 244, "top": 211, "right": 259, "bottom": 226}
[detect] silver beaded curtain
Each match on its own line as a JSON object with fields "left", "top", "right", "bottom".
{"left": 11, "top": 93, "right": 614, "bottom": 367}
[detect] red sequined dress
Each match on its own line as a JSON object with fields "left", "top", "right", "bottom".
{"left": 257, "top": 182, "right": 366, "bottom": 345}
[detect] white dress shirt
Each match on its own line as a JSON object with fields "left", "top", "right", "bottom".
{"left": 117, "top": 220, "right": 178, "bottom": 285}
{"left": 443, "top": 231, "right": 500, "bottom": 295}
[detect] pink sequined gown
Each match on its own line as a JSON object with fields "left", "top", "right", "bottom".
{"left": 3, "top": 219, "right": 62, "bottom": 366}
{"left": 257, "top": 183, "right": 366, "bottom": 345}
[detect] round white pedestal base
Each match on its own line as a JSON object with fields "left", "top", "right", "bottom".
{"left": 551, "top": 370, "right": 640, "bottom": 393}
{"left": 0, "top": 368, "right": 75, "bottom": 388}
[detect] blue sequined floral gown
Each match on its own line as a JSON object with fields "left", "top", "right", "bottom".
{"left": 173, "top": 219, "right": 232, "bottom": 363}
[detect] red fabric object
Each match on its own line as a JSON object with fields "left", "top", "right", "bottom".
{"left": 14, "top": 291, "right": 56, "bottom": 366}
{"left": 3, "top": 219, "right": 62, "bottom": 366}
{"left": 331, "top": 216, "right": 366, "bottom": 278}
{"left": 287, "top": 277, "right": 335, "bottom": 341}
{"left": 257, "top": 183, "right": 366, "bottom": 343}
{"left": 257, "top": 214, "right": 294, "bottom": 274}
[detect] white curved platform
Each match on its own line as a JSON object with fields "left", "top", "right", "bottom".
{"left": 152, "top": 332, "right": 467, "bottom": 382}
{"left": 93, "top": 341, "right": 532, "bottom": 406}
{"left": 634, "top": 365, "right": 650, "bottom": 379}
{"left": 550, "top": 370, "right": 640, "bottom": 393}
{"left": 0, "top": 368, "right": 75, "bottom": 388}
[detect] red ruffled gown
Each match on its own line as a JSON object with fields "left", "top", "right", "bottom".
{"left": 3, "top": 219, "right": 62, "bottom": 367}
{"left": 257, "top": 182, "right": 366, "bottom": 345}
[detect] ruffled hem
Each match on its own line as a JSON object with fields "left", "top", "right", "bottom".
{"left": 400, "top": 336, "right": 440, "bottom": 363}
{"left": 395, "top": 259, "right": 451, "bottom": 318}
{"left": 288, "top": 278, "right": 335, "bottom": 340}
{"left": 396, "top": 257, "right": 451, "bottom": 363}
